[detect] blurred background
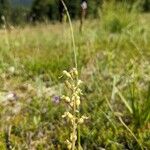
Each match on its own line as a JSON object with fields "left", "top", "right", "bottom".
{"left": 0, "top": 0, "right": 149, "bottom": 26}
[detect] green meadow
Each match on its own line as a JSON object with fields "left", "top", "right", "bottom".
{"left": 0, "top": 2, "right": 150, "bottom": 150}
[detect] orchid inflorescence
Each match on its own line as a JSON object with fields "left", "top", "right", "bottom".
{"left": 61, "top": 68, "right": 88, "bottom": 150}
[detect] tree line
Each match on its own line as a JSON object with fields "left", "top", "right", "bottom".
{"left": 0, "top": 0, "right": 149, "bottom": 26}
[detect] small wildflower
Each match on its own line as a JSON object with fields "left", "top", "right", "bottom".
{"left": 52, "top": 96, "right": 60, "bottom": 104}
{"left": 5, "top": 92, "right": 18, "bottom": 102}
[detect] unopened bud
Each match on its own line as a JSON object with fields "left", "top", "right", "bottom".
{"left": 72, "top": 68, "right": 78, "bottom": 76}
{"left": 77, "top": 80, "right": 83, "bottom": 86}
{"left": 62, "top": 112, "right": 67, "bottom": 118}
{"left": 70, "top": 68, "right": 78, "bottom": 78}
{"left": 61, "top": 95, "right": 71, "bottom": 103}
{"left": 63, "top": 70, "right": 72, "bottom": 79}
{"left": 1, "top": 16, "right": 5, "bottom": 21}
{"left": 65, "top": 80, "right": 72, "bottom": 89}
{"left": 76, "top": 89, "right": 83, "bottom": 95}
{"left": 66, "top": 140, "right": 72, "bottom": 150}
{"left": 67, "top": 112, "right": 73, "bottom": 119}
{"left": 76, "top": 99, "right": 80, "bottom": 108}
{"left": 70, "top": 101, "right": 74, "bottom": 107}
{"left": 78, "top": 118, "right": 84, "bottom": 124}
{"left": 70, "top": 133, "right": 77, "bottom": 141}
{"left": 81, "top": 115, "right": 89, "bottom": 120}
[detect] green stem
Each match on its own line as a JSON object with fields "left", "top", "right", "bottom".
{"left": 77, "top": 122, "right": 81, "bottom": 150}
{"left": 72, "top": 92, "right": 76, "bottom": 150}
{"left": 60, "top": 1, "right": 80, "bottom": 149}
{"left": 60, "top": 0, "right": 78, "bottom": 69}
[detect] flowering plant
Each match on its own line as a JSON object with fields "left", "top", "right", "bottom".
{"left": 61, "top": 68, "right": 88, "bottom": 150}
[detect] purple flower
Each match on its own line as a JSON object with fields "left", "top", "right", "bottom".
{"left": 52, "top": 96, "right": 60, "bottom": 104}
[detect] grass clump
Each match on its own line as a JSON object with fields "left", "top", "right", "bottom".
{"left": 101, "top": 1, "right": 139, "bottom": 33}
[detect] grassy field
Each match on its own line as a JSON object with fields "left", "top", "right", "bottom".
{"left": 0, "top": 3, "right": 150, "bottom": 150}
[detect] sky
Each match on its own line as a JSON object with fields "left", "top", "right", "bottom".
{"left": 11, "top": 0, "right": 33, "bottom": 7}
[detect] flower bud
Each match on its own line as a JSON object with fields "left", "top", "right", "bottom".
{"left": 62, "top": 112, "right": 67, "bottom": 118}
{"left": 81, "top": 115, "right": 89, "bottom": 120}
{"left": 76, "top": 99, "right": 80, "bottom": 108}
{"left": 65, "top": 80, "right": 72, "bottom": 89}
{"left": 66, "top": 140, "right": 72, "bottom": 150}
{"left": 63, "top": 70, "right": 72, "bottom": 79}
{"left": 61, "top": 95, "right": 71, "bottom": 103}
{"left": 72, "top": 68, "right": 78, "bottom": 76}
{"left": 1, "top": 16, "right": 5, "bottom": 21}
{"left": 72, "top": 94, "right": 80, "bottom": 101}
{"left": 77, "top": 80, "right": 83, "bottom": 86}
{"left": 78, "top": 118, "right": 84, "bottom": 124}
{"left": 67, "top": 144, "right": 71, "bottom": 149}
{"left": 67, "top": 112, "right": 73, "bottom": 119}
{"left": 70, "top": 133, "right": 77, "bottom": 141}
{"left": 76, "top": 89, "right": 83, "bottom": 95}
{"left": 70, "top": 102, "right": 74, "bottom": 107}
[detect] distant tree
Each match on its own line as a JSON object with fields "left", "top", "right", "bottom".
{"left": 142, "top": 0, "right": 150, "bottom": 12}
{"left": 68, "top": 0, "right": 80, "bottom": 19}
{"left": 58, "top": 0, "right": 64, "bottom": 22}
{"left": 47, "top": 0, "right": 59, "bottom": 20}
{"left": 11, "top": 6, "right": 29, "bottom": 25}
{"left": 0, "top": 0, "right": 11, "bottom": 24}
{"left": 30, "top": 0, "right": 51, "bottom": 21}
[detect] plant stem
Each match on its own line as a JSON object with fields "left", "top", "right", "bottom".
{"left": 60, "top": 0, "right": 78, "bottom": 69}
{"left": 72, "top": 87, "right": 76, "bottom": 150}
